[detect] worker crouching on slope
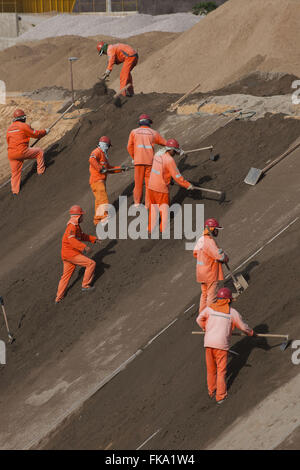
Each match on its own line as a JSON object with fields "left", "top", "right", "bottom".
{"left": 97, "top": 41, "right": 138, "bottom": 96}
{"left": 55, "top": 205, "right": 101, "bottom": 303}
{"left": 148, "top": 139, "right": 194, "bottom": 233}
{"left": 6, "top": 109, "right": 49, "bottom": 195}
{"left": 193, "top": 218, "right": 228, "bottom": 313}
{"left": 89, "top": 136, "right": 125, "bottom": 226}
{"left": 127, "top": 114, "right": 166, "bottom": 208}
{"left": 196, "top": 287, "right": 255, "bottom": 404}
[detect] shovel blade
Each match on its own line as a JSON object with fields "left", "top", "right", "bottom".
{"left": 244, "top": 167, "right": 263, "bottom": 185}
{"left": 279, "top": 337, "right": 289, "bottom": 352}
{"left": 236, "top": 273, "right": 249, "bottom": 290}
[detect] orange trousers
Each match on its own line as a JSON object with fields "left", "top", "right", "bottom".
{"left": 134, "top": 164, "right": 152, "bottom": 207}
{"left": 9, "top": 147, "right": 45, "bottom": 194}
{"left": 199, "top": 281, "right": 219, "bottom": 313}
{"left": 120, "top": 56, "right": 138, "bottom": 96}
{"left": 148, "top": 189, "right": 170, "bottom": 233}
{"left": 205, "top": 347, "right": 228, "bottom": 401}
{"left": 90, "top": 181, "right": 109, "bottom": 226}
{"left": 56, "top": 254, "right": 96, "bottom": 302}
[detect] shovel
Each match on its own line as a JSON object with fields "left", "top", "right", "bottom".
{"left": 168, "top": 82, "right": 201, "bottom": 112}
{"left": 31, "top": 102, "right": 75, "bottom": 147}
{"left": 192, "top": 331, "right": 289, "bottom": 351}
{"left": 192, "top": 185, "right": 225, "bottom": 203}
{"left": 0, "top": 297, "right": 15, "bottom": 344}
{"left": 225, "top": 262, "right": 248, "bottom": 295}
{"left": 183, "top": 146, "right": 218, "bottom": 161}
{"left": 244, "top": 140, "right": 300, "bottom": 185}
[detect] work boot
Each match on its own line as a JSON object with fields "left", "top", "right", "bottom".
{"left": 216, "top": 396, "right": 228, "bottom": 405}
{"left": 82, "top": 286, "right": 95, "bottom": 293}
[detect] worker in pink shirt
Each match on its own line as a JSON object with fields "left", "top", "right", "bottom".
{"left": 193, "top": 218, "right": 228, "bottom": 313}
{"left": 197, "top": 287, "right": 255, "bottom": 404}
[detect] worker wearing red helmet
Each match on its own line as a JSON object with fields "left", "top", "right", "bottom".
{"left": 89, "top": 136, "right": 126, "bottom": 226}
{"left": 148, "top": 138, "right": 194, "bottom": 233}
{"left": 127, "top": 114, "right": 167, "bottom": 208}
{"left": 97, "top": 41, "right": 138, "bottom": 96}
{"left": 55, "top": 205, "right": 101, "bottom": 303}
{"left": 6, "top": 109, "right": 49, "bottom": 194}
{"left": 193, "top": 218, "right": 229, "bottom": 313}
{"left": 197, "top": 287, "right": 255, "bottom": 404}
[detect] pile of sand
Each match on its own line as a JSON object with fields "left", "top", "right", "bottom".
{"left": 130, "top": 0, "right": 300, "bottom": 93}
{"left": 0, "top": 31, "right": 178, "bottom": 92}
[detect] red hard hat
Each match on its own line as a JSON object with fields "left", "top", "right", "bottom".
{"left": 204, "top": 218, "right": 223, "bottom": 229}
{"left": 217, "top": 287, "right": 233, "bottom": 300}
{"left": 13, "top": 108, "right": 26, "bottom": 120}
{"left": 139, "top": 114, "right": 152, "bottom": 123}
{"left": 69, "top": 205, "right": 84, "bottom": 215}
{"left": 99, "top": 136, "right": 112, "bottom": 146}
{"left": 166, "top": 138, "right": 180, "bottom": 149}
{"left": 97, "top": 41, "right": 105, "bottom": 53}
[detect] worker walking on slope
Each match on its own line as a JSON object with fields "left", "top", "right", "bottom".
{"left": 196, "top": 287, "right": 255, "bottom": 404}
{"left": 97, "top": 41, "right": 138, "bottom": 96}
{"left": 6, "top": 109, "right": 49, "bottom": 195}
{"left": 127, "top": 114, "right": 167, "bottom": 208}
{"left": 193, "top": 218, "right": 228, "bottom": 313}
{"left": 55, "top": 205, "right": 101, "bottom": 303}
{"left": 89, "top": 136, "right": 126, "bottom": 226}
{"left": 148, "top": 138, "right": 194, "bottom": 233}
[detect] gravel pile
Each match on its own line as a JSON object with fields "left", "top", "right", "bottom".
{"left": 17, "top": 13, "right": 203, "bottom": 41}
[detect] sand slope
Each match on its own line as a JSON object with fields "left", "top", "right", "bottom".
{"left": 130, "top": 0, "right": 300, "bottom": 93}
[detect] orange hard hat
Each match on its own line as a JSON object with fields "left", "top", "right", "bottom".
{"left": 99, "top": 136, "right": 112, "bottom": 147}
{"left": 13, "top": 109, "right": 26, "bottom": 120}
{"left": 204, "top": 218, "right": 223, "bottom": 229}
{"left": 217, "top": 287, "right": 232, "bottom": 300}
{"left": 69, "top": 205, "right": 84, "bottom": 215}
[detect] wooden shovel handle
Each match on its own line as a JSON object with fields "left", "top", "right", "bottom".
{"left": 192, "top": 331, "right": 288, "bottom": 339}
{"left": 31, "top": 102, "right": 75, "bottom": 147}
{"left": 184, "top": 146, "right": 213, "bottom": 154}
{"left": 262, "top": 140, "right": 300, "bottom": 173}
{"left": 170, "top": 82, "right": 201, "bottom": 110}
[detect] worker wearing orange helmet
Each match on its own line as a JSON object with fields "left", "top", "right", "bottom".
{"left": 89, "top": 136, "right": 127, "bottom": 226}
{"left": 6, "top": 109, "right": 49, "bottom": 194}
{"left": 55, "top": 205, "right": 101, "bottom": 303}
{"left": 148, "top": 139, "right": 194, "bottom": 232}
{"left": 127, "top": 114, "right": 167, "bottom": 208}
{"left": 97, "top": 41, "right": 138, "bottom": 96}
{"left": 197, "top": 287, "right": 255, "bottom": 404}
{"left": 193, "top": 218, "right": 229, "bottom": 313}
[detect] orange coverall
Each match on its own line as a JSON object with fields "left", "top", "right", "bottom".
{"left": 127, "top": 126, "right": 166, "bottom": 207}
{"left": 197, "top": 299, "right": 253, "bottom": 401}
{"left": 107, "top": 43, "right": 138, "bottom": 96}
{"left": 6, "top": 121, "right": 46, "bottom": 194}
{"left": 56, "top": 216, "right": 97, "bottom": 302}
{"left": 89, "top": 147, "right": 121, "bottom": 226}
{"left": 193, "top": 230, "right": 226, "bottom": 313}
{"left": 148, "top": 151, "right": 190, "bottom": 232}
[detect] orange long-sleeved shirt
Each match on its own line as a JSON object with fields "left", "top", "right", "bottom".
{"left": 148, "top": 151, "right": 190, "bottom": 194}
{"left": 7, "top": 121, "right": 46, "bottom": 159}
{"left": 89, "top": 147, "right": 121, "bottom": 185}
{"left": 61, "top": 221, "right": 97, "bottom": 260}
{"left": 193, "top": 230, "right": 225, "bottom": 284}
{"left": 106, "top": 43, "right": 138, "bottom": 71}
{"left": 127, "top": 126, "right": 166, "bottom": 166}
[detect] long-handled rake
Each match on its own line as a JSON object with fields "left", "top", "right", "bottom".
{"left": 192, "top": 331, "right": 289, "bottom": 351}
{"left": 0, "top": 297, "right": 15, "bottom": 344}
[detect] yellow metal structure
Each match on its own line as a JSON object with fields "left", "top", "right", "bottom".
{"left": 0, "top": 0, "right": 137, "bottom": 12}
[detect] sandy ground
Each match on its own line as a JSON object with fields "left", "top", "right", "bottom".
{"left": 0, "top": 81, "right": 300, "bottom": 448}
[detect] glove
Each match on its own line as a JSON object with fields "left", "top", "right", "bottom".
{"left": 45, "top": 128, "right": 50, "bottom": 134}
{"left": 252, "top": 331, "right": 258, "bottom": 337}
{"left": 100, "top": 168, "right": 107, "bottom": 174}
{"left": 120, "top": 163, "right": 128, "bottom": 171}
{"left": 83, "top": 246, "right": 91, "bottom": 254}
{"left": 102, "top": 70, "right": 111, "bottom": 80}
{"left": 187, "top": 183, "right": 195, "bottom": 190}
{"left": 222, "top": 254, "right": 229, "bottom": 264}
{"left": 180, "top": 148, "right": 185, "bottom": 157}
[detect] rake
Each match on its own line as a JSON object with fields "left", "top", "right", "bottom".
{"left": 192, "top": 331, "right": 289, "bottom": 351}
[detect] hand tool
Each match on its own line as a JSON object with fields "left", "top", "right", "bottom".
{"left": 168, "top": 82, "right": 201, "bottom": 112}
{"left": 244, "top": 140, "right": 300, "bottom": 185}
{"left": 192, "top": 331, "right": 289, "bottom": 351}
{"left": 191, "top": 185, "right": 225, "bottom": 202}
{"left": 31, "top": 102, "right": 75, "bottom": 147}
{"left": 225, "top": 261, "right": 249, "bottom": 294}
{"left": 183, "top": 145, "right": 218, "bottom": 161}
{"left": 0, "top": 297, "right": 15, "bottom": 344}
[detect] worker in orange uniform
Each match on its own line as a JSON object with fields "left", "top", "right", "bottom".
{"left": 6, "top": 109, "right": 49, "bottom": 195}
{"left": 127, "top": 114, "right": 167, "bottom": 208}
{"left": 89, "top": 136, "right": 128, "bottom": 226}
{"left": 97, "top": 41, "right": 138, "bottom": 96}
{"left": 193, "top": 218, "right": 228, "bottom": 313}
{"left": 148, "top": 138, "right": 194, "bottom": 233}
{"left": 55, "top": 205, "right": 101, "bottom": 303}
{"left": 197, "top": 287, "right": 255, "bottom": 404}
